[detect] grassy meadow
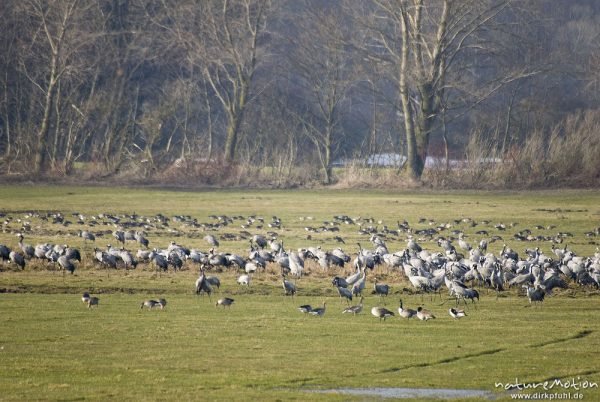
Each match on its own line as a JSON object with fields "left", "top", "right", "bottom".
{"left": 1, "top": 185, "right": 600, "bottom": 401}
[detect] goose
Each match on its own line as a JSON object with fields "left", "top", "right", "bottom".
{"left": 141, "top": 300, "right": 160, "bottom": 309}
{"left": 309, "top": 301, "right": 326, "bottom": 316}
{"left": 416, "top": 306, "right": 435, "bottom": 321}
{"left": 342, "top": 297, "right": 364, "bottom": 315}
{"left": 398, "top": 299, "right": 417, "bottom": 319}
{"left": 298, "top": 304, "right": 312, "bottom": 314}
{"left": 216, "top": 297, "right": 235, "bottom": 308}
{"left": 448, "top": 308, "right": 467, "bottom": 319}
{"left": 157, "top": 298, "right": 167, "bottom": 309}
{"left": 371, "top": 306, "right": 395, "bottom": 322}
{"left": 87, "top": 296, "right": 100, "bottom": 308}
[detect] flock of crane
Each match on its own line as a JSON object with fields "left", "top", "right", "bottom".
{"left": 2, "top": 210, "right": 600, "bottom": 322}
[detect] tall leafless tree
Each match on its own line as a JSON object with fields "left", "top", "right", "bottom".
{"left": 352, "top": 0, "right": 518, "bottom": 180}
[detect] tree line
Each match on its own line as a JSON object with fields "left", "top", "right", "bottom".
{"left": 1, "top": 0, "right": 599, "bottom": 187}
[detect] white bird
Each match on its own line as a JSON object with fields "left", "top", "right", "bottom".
{"left": 141, "top": 300, "right": 160, "bottom": 309}
{"left": 216, "top": 297, "right": 235, "bottom": 308}
{"left": 448, "top": 308, "right": 467, "bottom": 319}
{"left": 237, "top": 274, "right": 251, "bottom": 286}
{"left": 81, "top": 292, "right": 91, "bottom": 304}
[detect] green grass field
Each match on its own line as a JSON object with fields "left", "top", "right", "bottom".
{"left": 1, "top": 186, "right": 600, "bottom": 401}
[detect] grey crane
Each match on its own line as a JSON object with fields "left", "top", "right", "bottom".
{"left": 345, "top": 266, "right": 362, "bottom": 286}
{"left": 244, "top": 262, "right": 257, "bottom": 274}
{"left": 398, "top": 299, "right": 417, "bottom": 320}
{"left": 288, "top": 252, "right": 304, "bottom": 277}
{"left": 416, "top": 306, "right": 436, "bottom": 321}
{"left": 168, "top": 252, "right": 183, "bottom": 271}
{"left": 450, "top": 280, "right": 479, "bottom": 306}
{"left": 113, "top": 230, "right": 125, "bottom": 245}
{"left": 79, "top": 230, "right": 96, "bottom": 242}
{"left": 252, "top": 234, "right": 268, "bottom": 249}
{"left": 371, "top": 306, "right": 395, "bottom": 322}
{"left": 34, "top": 243, "right": 52, "bottom": 260}
{"left": 216, "top": 297, "right": 235, "bottom": 308}
{"left": 524, "top": 284, "right": 545, "bottom": 307}
{"left": 203, "top": 234, "right": 219, "bottom": 247}
{"left": 134, "top": 232, "right": 149, "bottom": 248}
{"left": 119, "top": 249, "right": 137, "bottom": 269}
{"left": 151, "top": 252, "right": 168, "bottom": 272}
{"left": 282, "top": 274, "right": 296, "bottom": 297}
{"left": 332, "top": 276, "right": 348, "bottom": 288}
{"left": 57, "top": 254, "right": 76, "bottom": 275}
{"left": 336, "top": 285, "right": 353, "bottom": 304}
{"left": 342, "top": 296, "right": 364, "bottom": 315}
{"left": 9, "top": 251, "right": 25, "bottom": 270}
{"left": 0, "top": 244, "right": 10, "bottom": 261}
{"left": 352, "top": 268, "right": 367, "bottom": 297}
{"left": 65, "top": 247, "right": 81, "bottom": 263}
{"left": 195, "top": 267, "right": 213, "bottom": 300}
{"left": 17, "top": 234, "right": 35, "bottom": 258}
{"left": 373, "top": 279, "right": 389, "bottom": 303}
{"left": 206, "top": 275, "right": 221, "bottom": 289}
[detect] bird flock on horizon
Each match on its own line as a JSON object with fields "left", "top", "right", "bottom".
{"left": 1, "top": 210, "right": 600, "bottom": 321}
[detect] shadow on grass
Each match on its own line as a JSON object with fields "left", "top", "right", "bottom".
{"left": 530, "top": 329, "right": 593, "bottom": 348}
{"left": 380, "top": 348, "right": 506, "bottom": 373}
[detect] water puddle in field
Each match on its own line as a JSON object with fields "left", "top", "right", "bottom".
{"left": 305, "top": 387, "right": 497, "bottom": 399}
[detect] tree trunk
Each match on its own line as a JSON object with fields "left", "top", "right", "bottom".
{"left": 34, "top": 58, "right": 58, "bottom": 174}
{"left": 324, "top": 129, "right": 332, "bottom": 184}
{"left": 224, "top": 110, "right": 243, "bottom": 163}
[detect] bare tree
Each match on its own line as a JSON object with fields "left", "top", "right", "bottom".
{"left": 284, "top": 2, "right": 359, "bottom": 184}
{"left": 17, "top": 0, "right": 84, "bottom": 173}
{"left": 351, "top": 0, "right": 518, "bottom": 180}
